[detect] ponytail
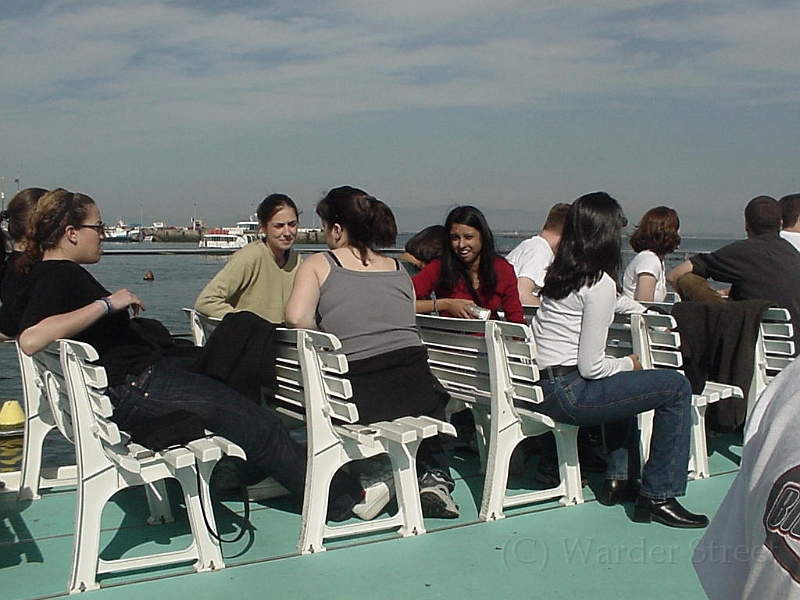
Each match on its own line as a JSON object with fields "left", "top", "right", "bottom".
{"left": 19, "top": 189, "right": 95, "bottom": 274}
{"left": 316, "top": 186, "right": 398, "bottom": 265}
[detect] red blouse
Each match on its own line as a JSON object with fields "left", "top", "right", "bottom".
{"left": 413, "top": 257, "right": 524, "bottom": 324}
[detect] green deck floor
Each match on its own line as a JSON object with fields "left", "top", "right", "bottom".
{"left": 1, "top": 436, "right": 740, "bottom": 600}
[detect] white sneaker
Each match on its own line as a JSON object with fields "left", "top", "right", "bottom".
{"left": 352, "top": 481, "right": 392, "bottom": 520}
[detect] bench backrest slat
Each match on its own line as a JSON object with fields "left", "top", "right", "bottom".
{"left": 271, "top": 328, "right": 360, "bottom": 431}
{"left": 417, "top": 315, "right": 542, "bottom": 415}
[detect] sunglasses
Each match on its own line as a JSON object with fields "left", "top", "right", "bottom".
{"left": 76, "top": 222, "right": 106, "bottom": 233}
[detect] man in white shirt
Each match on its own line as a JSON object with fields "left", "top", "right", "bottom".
{"left": 506, "top": 203, "right": 570, "bottom": 306}
{"left": 779, "top": 193, "right": 800, "bottom": 253}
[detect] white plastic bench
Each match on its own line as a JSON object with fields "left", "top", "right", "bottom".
{"left": 416, "top": 315, "right": 583, "bottom": 521}
{"left": 748, "top": 307, "right": 795, "bottom": 415}
{"left": 627, "top": 312, "right": 738, "bottom": 480}
{"left": 607, "top": 312, "right": 743, "bottom": 480}
{"left": 182, "top": 308, "right": 221, "bottom": 347}
{"left": 270, "top": 327, "right": 456, "bottom": 554}
{"left": 51, "top": 339, "right": 246, "bottom": 593}
{"left": 14, "top": 341, "right": 78, "bottom": 500}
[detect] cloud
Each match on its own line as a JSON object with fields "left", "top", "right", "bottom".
{"left": 0, "top": 1, "right": 797, "bottom": 231}
{"left": 3, "top": 0, "right": 798, "bottom": 133}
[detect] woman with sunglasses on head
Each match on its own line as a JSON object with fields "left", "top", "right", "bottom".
{"left": 413, "top": 205, "right": 524, "bottom": 323}
{"left": 15, "top": 188, "right": 363, "bottom": 515}
{"left": 533, "top": 192, "right": 706, "bottom": 528}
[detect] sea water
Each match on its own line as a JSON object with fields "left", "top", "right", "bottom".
{"left": 0, "top": 235, "right": 738, "bottom": 469}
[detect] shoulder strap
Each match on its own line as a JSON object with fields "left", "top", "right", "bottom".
{"left": 326, "top": 251, "right": 343, "bottom": 268}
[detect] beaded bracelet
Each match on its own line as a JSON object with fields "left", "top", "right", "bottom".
{"left": 95, "top": 297, "right": 113, "bottom": 315}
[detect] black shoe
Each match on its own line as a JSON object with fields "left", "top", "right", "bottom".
{"left": 596, "top": 479, "right": 641, "bottom": 506}
{"left": 632, "top": 496, "right": 709, "bottom": 528}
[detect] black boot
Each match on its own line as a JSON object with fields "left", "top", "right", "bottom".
{"left": 596, "top": 479, "right": 641, "bottom": 506}
{"left": 632, "top": 496, "right": 708, "bottom": 528}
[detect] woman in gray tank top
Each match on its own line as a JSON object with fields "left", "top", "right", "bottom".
{"left": 285, "top": 185, "right": 459, "bottom": 521}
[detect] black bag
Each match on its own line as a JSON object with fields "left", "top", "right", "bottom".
{"left": 128, "top": 409, "right": 206, "bottom": 451}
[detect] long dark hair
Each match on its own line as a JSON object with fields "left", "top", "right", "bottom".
{"left": 1, "top": 187, "right": 48, "bottom": 263}
{"left": 439, "top": 205, "right": 498, "bottom": 298}
{"left": 316, "top": 186, "right": 397, "bottom": 265}
{"left": 19, "top": 188, "right": 96, "bottom": 273}
{"left": 541, "top": 192, "right": 626, "bottom": 301}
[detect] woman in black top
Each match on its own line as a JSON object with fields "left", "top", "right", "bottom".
{"left": 17, "top": 188, "right": 362, "bottom": 512}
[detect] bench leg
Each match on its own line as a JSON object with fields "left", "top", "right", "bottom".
{"left": 69, "top": 471, "right": 118, "bottom": 594}
{"left": 386, "top": 440, "right": 426, "bottom": 537}
{"left": 297, "top": 453, "right": 338, "bottom": 555}
{"left": 479, "top": 422, "right": 522, "bottom": 522}
{"left": 173, "top": 467, "right": 225, "bottom": 572}
{"left": 17, "top": 415, "right": 52, "bottom": 501}
{"left": 471, "top": 408, "right": 491, "bottom": 475}
{"left": 552, "top": 424, "right": 583, "bottom": 506}
{"left": 145, "top": 480, "right": 174, "bottom": 525}
{"left": 689, "top": 404, "right": 710, "bottom": 480}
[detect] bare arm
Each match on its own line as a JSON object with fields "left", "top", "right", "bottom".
{"left": 416, "top": 297, "right": 483, "bottom": 318}
{"left": 284, "top": 256, "right": 324, "bottom": 329}
{"left": 19, "top": 289, "right": 145, "bottom": 355}
{"left": 516, "top": 277, "right": 541, "bottom": 306}
{"left": 633, "top": 273, "right": 657, "bottom": 302}
{"left": 415, "top": 298, "right": 436, "bottom": 314}
{"left": 666, "top": 259, "right": 694, "bottom": 290}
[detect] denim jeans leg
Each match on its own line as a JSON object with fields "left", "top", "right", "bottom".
{"left": 537, "top": 369, "right": 692, "bottom": 500}
{"left": 602, "top": 419, "right": 638, "bottom": 480}
{"left": 112, "top": 357, "right": 308, "bottom": 497}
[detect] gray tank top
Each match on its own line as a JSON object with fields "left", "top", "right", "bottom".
{"left": 317, "top": 252, "right": 422, "bottom": 361}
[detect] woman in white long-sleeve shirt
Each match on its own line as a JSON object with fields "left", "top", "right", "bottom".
{"left": 533, "top": 192, "right": 707, "bottom": 528}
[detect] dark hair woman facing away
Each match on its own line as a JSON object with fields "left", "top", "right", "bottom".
{"left": 285, "top": 186, "right": 459, "bottom": 519}
{"left": 533, "top": 192, "right": 707, "bottom": 528}
{"left": 0, "top": 187, "right": 48, "bottom": 339}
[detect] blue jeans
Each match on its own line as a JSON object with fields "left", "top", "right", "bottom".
{"left": 537, "top": 368, "right": 692, "bottom": 500}
{"left": 110, "top": 356, "right": 307, "bottom": 497}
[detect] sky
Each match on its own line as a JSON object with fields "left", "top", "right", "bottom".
{"left": 1, "top": 0, "right": 798, "bottom": 234}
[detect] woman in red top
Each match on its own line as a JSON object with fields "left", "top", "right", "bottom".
{"left": 413, "top": 206, "right": 524, "bottom": 323}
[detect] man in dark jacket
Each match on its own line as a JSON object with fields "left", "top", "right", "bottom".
{"left": 667, "top": 195, "right": 800, "bottom": 351}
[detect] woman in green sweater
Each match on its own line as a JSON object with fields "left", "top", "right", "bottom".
{"left": 195, "top": 194, "right": 301, "bottom": 323}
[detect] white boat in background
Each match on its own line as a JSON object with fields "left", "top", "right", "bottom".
{"left": 227, "top": 216, "right": 260, "bottom": 236}
{"left": 198, "top": 231, "right": 258, "bottom": 249}
{"left": 104, "top": 221, "right": 132, "bottom": 242}
{"left": 198, "top": 216, "right": 260, "bottom": 249}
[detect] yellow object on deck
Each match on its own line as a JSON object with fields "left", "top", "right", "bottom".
{"left": 0, "top": 399, "right": 25, "bottom": 430}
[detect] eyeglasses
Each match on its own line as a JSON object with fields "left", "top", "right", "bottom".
{"left": 76, "top": 222, "right": 106, "bottom": 233}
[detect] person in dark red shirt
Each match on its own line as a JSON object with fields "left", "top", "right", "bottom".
{"left": 413, "top": 205, "right": 524, "bottom": 324}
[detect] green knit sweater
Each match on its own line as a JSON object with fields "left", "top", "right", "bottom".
{"left": 195, "top": 240, "right": 301, "bottom": 324}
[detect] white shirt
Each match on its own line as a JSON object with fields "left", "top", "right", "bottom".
{"left": 533, "top": 273, "right": 639, "bottom": 378}
{"left": 693, "top": 358, "right": 800, "bottom": 599}
{"left": 622, "top": 250, "right": 667, "bottom": 302}
{"left": 505, "top": 236, "right": 553, "bottom": 293}
{"left": 780, "top": 230, "right": 800, "bottom": 254}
